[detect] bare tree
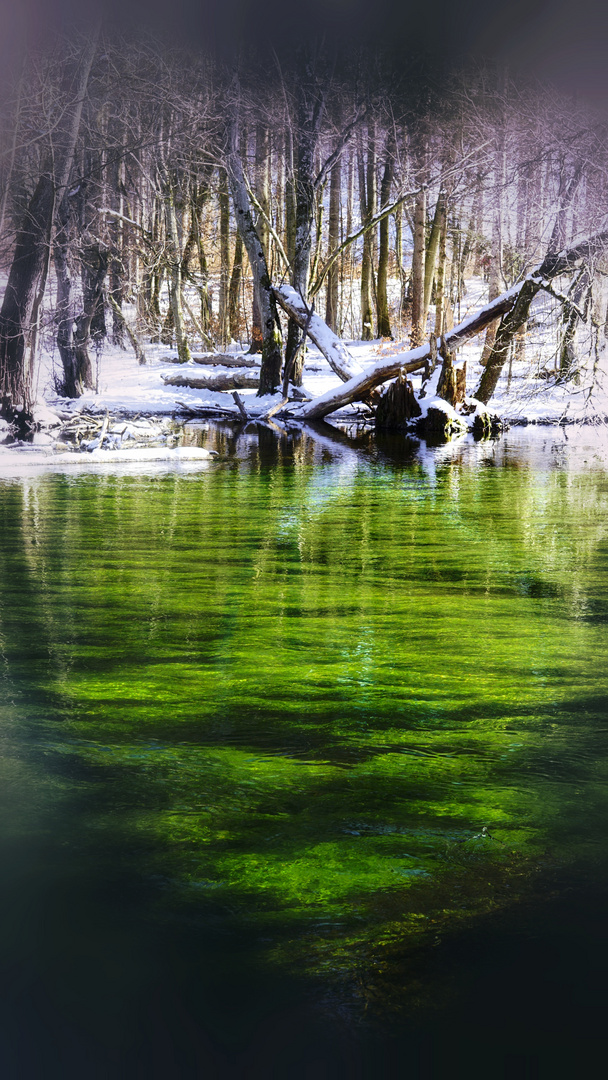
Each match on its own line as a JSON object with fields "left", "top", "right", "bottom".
{"left": 0, "top": 34, "right": 97, "bottom": 426}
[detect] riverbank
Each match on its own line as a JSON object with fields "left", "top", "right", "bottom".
{"left": 2, "top": 325, "right": 608, "bottom": 476}
{"left": 37, "top": 332, "right": 608, "bottom": 427}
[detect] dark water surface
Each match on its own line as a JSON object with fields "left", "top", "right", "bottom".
{"left": 1, "top": 423, "right": 608, "bottom": 1078}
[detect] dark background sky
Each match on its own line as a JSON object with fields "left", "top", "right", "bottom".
{"left": 2, "top": 0, "right": 608, "bottom": 105}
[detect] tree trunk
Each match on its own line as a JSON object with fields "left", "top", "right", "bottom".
{"left": 377, "top": 133, "right": 394, "bottom": 339}
{"left": 249, "top": 124, "right": 271, "bottom": 354}
{"left": 423, "top": 191, "right": 445, "bottom": 332}
{"left": 394, "top": 203, "right": 408, "bottom": 329}
{"left": 228, "top": 229, "right": 244, "bottom": 342}
{"left": 227, "top": 83, "right": 282, "bottom": 395}
{"left": 479, "top": 201, "right": 504, "bottom": 366}
{"left": 434, "top": 202, "right": 448, "bottom": 338}
{"left": 55, "top": 225, "right": 107, "bottom": 399}
{"left": 410, "top": 186, "right": 426, "bottom": 346}
{"left": 283, "top": 58, "right": 326, "bottom": 385}
{"left": 0, "top": 37, "right": 97, "bottom": 424}
{"left": 285, "top": 128, "right": 296, "bottom": 265}
{"left": 325, "top": 134, "right": 341, "bottom": 333}
{"left": 480, "top": 119, "right": 506, "bottom": 366}
{"left": 273, "top": 283, "right": 361, "bottom": 382}
{"left": 358, "top": 129, "right": 375, "bottom": 340}
{"left": 475, "top": 279, "right": 540, "bottom": 403}
{"left": 54, "top": 197, "right": 79, "bottom": 395}
{"left": 164, "top": 182, "right": 191, "bottom": 364}
{"left": 436, "top": 343, "right": 466, "bottom": 408}
{"left": 73, "top": 245, "right": 108, "bottom": 392}
{"left": 559, "top": 269, "right": 590, "bottom": 377}
{"left": 218, "top": 167, "right": 230, "bottom": 347}
{"left": 108, "top": 130, "right": 126, "bottom": 347}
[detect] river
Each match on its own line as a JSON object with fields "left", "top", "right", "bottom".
{"left": 1, "top": 422, "right": 607, "bottom": 1078}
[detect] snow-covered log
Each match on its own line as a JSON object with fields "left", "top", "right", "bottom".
{"left": 286, "top": 226, "right": 608, "bottom": 422}
{"left": 272, "top": 284, "right": 362, "bottom": 382}
{"left": 290, "top": 286, "right": 521, "bottom": 421}
{"left": 162, "top": 371, "right": 259, "bottom": 391}
{"left": 191, "top": 353, "right": 259, "bottom": 368}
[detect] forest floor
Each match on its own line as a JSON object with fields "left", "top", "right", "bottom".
{"left": 2, "top": 276, "right": 608, "bottom": 473}
{"left": 32, "top": 323, "right": 608, "bottom": 427}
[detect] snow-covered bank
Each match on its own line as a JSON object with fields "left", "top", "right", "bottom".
{"left": 32, "top": 331, "right": 608, "bottom": 426}
{"left": 2, "top": 298, "right": 608, "bottom": 479}
{"left": 33, "top": 275, "right": 608, "bottom": 429}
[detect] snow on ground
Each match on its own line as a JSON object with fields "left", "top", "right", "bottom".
{"left": 3, "top": 276, "right": 608, "bottom": 479}
{"left": 13, "top": 273, "right": 607, "bottom": 427}
{"left": 37, "top": 337, "right": 372, "bottom": 422}
{"left": 34, "top": 329, "right": 608, "bottom": 428}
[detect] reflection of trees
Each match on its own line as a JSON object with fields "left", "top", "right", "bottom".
{"left": 1, "top": 450, "right": 608, "bottom": 1013}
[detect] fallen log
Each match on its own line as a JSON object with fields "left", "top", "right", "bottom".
{"left": 282, "top": 226, "right": 608, "bottom": 422}
{"left": 192, "top": 353, "right": 259, "bottom": 368}
{"left": 160, "top": 353, "right": 259, "bottom": 368}
{"left": 162, "top": 371, "right": 259, "bottom": 391}
{"left": 175, "top": 399, "right": 237, "bottom": 417}
{"left": 289, "top": 286, "right": 520, "bottom": 421}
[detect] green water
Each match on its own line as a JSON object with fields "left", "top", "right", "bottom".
{"left": 1, "top": 424, "right": 608, "bottom": 1075}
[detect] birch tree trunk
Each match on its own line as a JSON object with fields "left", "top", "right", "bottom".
{"left": 227, "top": 83, "right": 282, "bottom": 394}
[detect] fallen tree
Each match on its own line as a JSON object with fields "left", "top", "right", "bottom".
{"left": 192, "top": 354, "right": 259, "bottom": 368}
{"left": 162, "top": 371, "right": 259, "bottom": 391}
{"left": 281, "top": 228, "right": 608, "bottom": 423}
{"left": 286, "top": 285, "right": 521, "bottom": 421}
{"left": 272, "top": 284, "right": 362, "bottom": 382}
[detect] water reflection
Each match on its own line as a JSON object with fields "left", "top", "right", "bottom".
{"left": 1, "top": 425, "right": 608, "bottom": 1074}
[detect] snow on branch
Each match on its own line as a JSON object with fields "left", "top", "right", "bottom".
{"left": 273, "top": 284, "right": 363, "bottom": 383}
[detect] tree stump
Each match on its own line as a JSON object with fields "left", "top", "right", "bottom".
{"left": 436, "top": 347, "right": 466, "bottom": 408}
{"left": 375, "top": 373, "right": 422, "bottom": 432}
{"left": 472, "top": 412, "right": 507, "bottom": 439}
